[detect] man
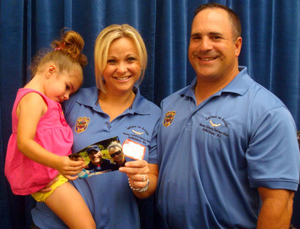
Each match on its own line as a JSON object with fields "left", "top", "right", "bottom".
{"left": 108, "top": 141, "right": 126, "bottom": 168}
{"left": 155, "top": 3, "right": 300, "bottom": 229}
{"left": 86, "top": 145, "right": 114, "bottom": 172}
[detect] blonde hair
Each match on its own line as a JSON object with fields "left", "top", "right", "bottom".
{"left": 31, "top": 30, "right": 87, "bottom": 83}
{"left": 94, "top": 24, "right": 147, "bottom": 93}
{"left": 108, "top": 141, "right": 122, "bottom": 153}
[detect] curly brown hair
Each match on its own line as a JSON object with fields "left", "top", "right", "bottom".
{"left": 31, "top": 29, "right": 87, "bottom": 78}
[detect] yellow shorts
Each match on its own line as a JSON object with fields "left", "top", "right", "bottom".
{"left": 31, "top": 175, "right": 68, "bottom": 202}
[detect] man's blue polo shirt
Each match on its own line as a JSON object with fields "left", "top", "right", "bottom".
{"left": 156, "top": 67, "right": 300, "bottom": 228}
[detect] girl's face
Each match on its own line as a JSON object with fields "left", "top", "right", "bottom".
{"left": 102, "top": 37, "right": 141, "bottom": 95}
{"left": 45, "top": 67, "right": 82, "bottom": 103}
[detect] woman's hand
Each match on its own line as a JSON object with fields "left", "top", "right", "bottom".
{"left": 38, "top": 175, "right": 60, "bottom": 193}
{"left": 121, "top": 160, "right": 149, "bottom": 187}
{"left": 119, "top": 160, "right": 158, "bottom": 199}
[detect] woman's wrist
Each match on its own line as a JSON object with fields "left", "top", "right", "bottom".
{"left": 128, "top": 178, "right": 150, "bottom": 193}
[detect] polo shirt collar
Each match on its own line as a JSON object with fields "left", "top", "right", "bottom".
{"left": 76, "top": 86, "right": 99, "bottom": 107}
{"left": 181, "top": 66, "right": 253, "bottom": 98}
{"left": 76, "top": 86, "right": 149, "bottom": 115}
{"left": 130, "top": 86, "right": 150, "bottom": 115}
{"left": 221, "top": 66, "right": 253, "bottom": 96}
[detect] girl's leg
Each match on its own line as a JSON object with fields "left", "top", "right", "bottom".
{"left": 45, "top": 182, "right": 96, "bottom": 229}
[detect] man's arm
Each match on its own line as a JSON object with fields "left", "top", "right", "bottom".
{"left": 257, "top": 187, "right": 295, "bottom": 229}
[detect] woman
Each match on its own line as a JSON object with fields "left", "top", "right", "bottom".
{"left": 31, "top": 24, "right": 161, "bottom": 228}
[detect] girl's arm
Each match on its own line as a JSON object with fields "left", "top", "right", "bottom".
{"left": 17, "top": 93, "right": 84, "bottom": 180}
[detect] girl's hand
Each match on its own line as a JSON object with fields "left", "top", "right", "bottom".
{"left": 54, "top": 156, "right": 85, "bottom": 180}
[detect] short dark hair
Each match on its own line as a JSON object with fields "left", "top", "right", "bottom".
{"left": 194, "top": 3, "right": 241, "bottom": 40}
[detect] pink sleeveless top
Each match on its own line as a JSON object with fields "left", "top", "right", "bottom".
{"left": 5, "top": 88, "right": 73, "bottom": 195}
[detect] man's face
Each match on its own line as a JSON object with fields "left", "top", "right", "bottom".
{"left": 88, "top": 150, "right": 102, "bottom": 165}
{"left": 188, "top": 8, "right": 242, "bottom": 83}
{"left": 109, "top": 147, "right": 124, "bottom": 164}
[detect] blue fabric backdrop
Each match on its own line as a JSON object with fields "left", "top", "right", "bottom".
{"left": 1, "top": 0, "right": 299, "bottom": 228}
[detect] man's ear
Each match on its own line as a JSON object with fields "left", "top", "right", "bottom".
{"left": 46, "top": 64, "right": 57, "bottom": 78}
{"left": 234, "top": 37, "right": 242, "bottom": 57}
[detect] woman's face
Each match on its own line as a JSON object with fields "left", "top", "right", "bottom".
{"left": 102, "top": 37, "right": 141, "bottom": 95}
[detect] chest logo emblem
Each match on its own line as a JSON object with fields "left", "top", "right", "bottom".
{"left": 75, "top": 116, "right": 90, "bottom": 133}
{"left": 132, "top": 130, "right": 144, "bottom": 135}
{"left": 210, "top": 120, "right": 221, "bottom": 127}
{"left": 163, "top": 111, "right": 176, "bottom": 127}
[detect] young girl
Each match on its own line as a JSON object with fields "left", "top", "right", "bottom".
{"left": 5, "top": 30, "right": 96, "bottom": 229}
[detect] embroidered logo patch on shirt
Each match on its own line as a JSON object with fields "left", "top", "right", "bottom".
{"left": 163, "top": 111, "right": 176, "bottom": 127}
{"left": 75, "top": 116, "right": 90, "bottom": 133}
{"left": 199, "top": 116, "right": 229, "bottom": 139}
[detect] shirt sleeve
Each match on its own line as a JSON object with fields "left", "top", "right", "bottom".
{"left": 247, "top": 107, "right": 300, "bottom": 191}
{"left": 147, "top": 114, "right": 162, "bottom": 165}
